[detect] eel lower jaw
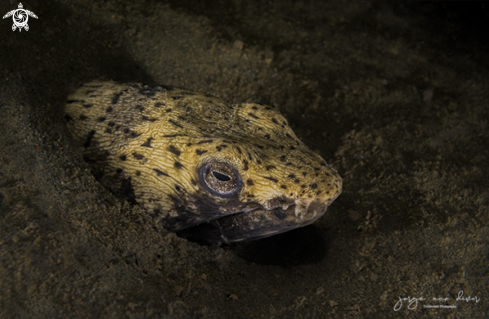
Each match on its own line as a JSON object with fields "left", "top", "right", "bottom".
{"left": 177, "top": 202, "right": 329, "bottom": 244}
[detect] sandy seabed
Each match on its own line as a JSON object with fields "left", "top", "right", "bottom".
{"left": 1, "top": 1, "right": 487, "bottom": 318}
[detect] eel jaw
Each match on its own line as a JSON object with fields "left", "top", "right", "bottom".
{"left": 177, "top": 200, "right": 330, "bottom": 244}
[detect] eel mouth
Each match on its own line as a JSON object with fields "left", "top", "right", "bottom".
{"left": 177, "top": 201, "right": 328, "bottom": 244}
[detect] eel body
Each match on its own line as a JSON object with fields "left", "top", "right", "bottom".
{"left": 65, "top": 81, "right": 342, "bottom": 243}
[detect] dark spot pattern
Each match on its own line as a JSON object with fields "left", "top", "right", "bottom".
{"left": 153, "top": 168, "right": 168, "bottom": 177}
{"left": 83, "top": 130, "right": 96, "bottom": 148}
{"left": 141, "top": 137, "right": 153, "bottom": 148}
{"left": 196, "top": 149, "right": 207, "bottom": 155}
{"left": 142, "top": 116, "right": 156, "bottom": 122}
{"left": 264, "top": 176, "right": 278, "bottom": 183}
{"left": 168, "top": 145, "right": 181, "bottom": 156}
{"left": 197, "top": 140, "right": 213, "bottom": 145}
{"left": 168, "top": 119, "right": 183, "bottom": 128}
{"left": 248, "top": 113, "right": 259, "bottom": 119}
{"left": 112, "top": 92, "right": 123, "bottom": 104}
{"left": 174, "top": 161, "right": 184, "bottom": 169}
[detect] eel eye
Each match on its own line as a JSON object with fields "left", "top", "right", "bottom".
{"left": 199, "top": 162, "right": 242, "bottom": 197}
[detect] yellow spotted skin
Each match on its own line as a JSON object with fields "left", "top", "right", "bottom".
{"left": 65, "top": 81, "right": 342, "bottom": 243}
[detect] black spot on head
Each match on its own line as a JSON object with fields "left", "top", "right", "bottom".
{"left": 289, "top": 146, "right": 295, "bottom": 150}
{"left": 236, "top": 147, "right": 242, "bottom": 154}
{"left": 135, "top": 171, "right": 141, "bottom": 176}
{"left": 130, "top": 131, "right": 141, "bottom": 138}
{"left": 174, "top": 161, "right": 184, "bottom": 169}
{"left": 302, "top": 172, "right": 307, "bottom": 177}
{"left": 266, "top": 165, "right": 276, "bottom": 170}
{"left": 132, "top": 153, "right": 144, "bottom": 160}
{"left": 175, "top": 185, "right": 181, "bottom": 191}
{"left": 105, "top": 128, "right": 112, "bottom": 134}
{"left": 280, "top": 185, "right": 287, "bottom": 189}
{"left": 248, "top": 113, "right": 259, "bottom": 119}
{"left": 247, "top": 152, "right": 253, "bottom": 161}
{"left": 112, "top": 92, "right": 123, "bottom": 104}
{"left": 264, "top": 176, "right": 278, "bottom": 183}
{"left": 154, "top": 102, "right": 165, "bottom": 107}
{"left": 64, "top": 115, "right": 73, "bottom": 122}
{"left": 316, "top": 190, "right": 322, "bottom": 195}
{"left": 108, "top": 121, "right": 115, "bottom": 127}
{"left": 271, "top": 118, "right": 279, "bottom": 124}
{"left": 197, "top": 140, "right": 213, "bottom": 145}
{"left": 196, "top": 149, "right": 207, "bottom": 156}
{"left": 310, "top": 183, "right": 318, "bottom": 189}
{"left": 142, "top": 116, "right": 156, "bottom": 122}
{"left": 116, "top": 168, "right": 123, "bottom": 174}
{"left": 253, "top": 144, "right": 264, "bottom": 149}
{"left": 83, "top": 104, "right": 93, "bottom": 108}
{"left": 191, "top": 178, "right": 197, "bottom": 185}
{"left": 141, "top": 137, "right": 153, "bottom": 148}
{"left": 163, "top": 134, "right": 185, "bottom": 138}
{"left": 79, "top": 115, "right": 88, "bottom": 121}
{"left": 66, "top": 99, "right": 81, "bottom": 104}
{"left": 97, "top": 117, "right": 106, "bottom": 122}
{"left": 168, "top": 119, "right": 183, "bottom": 129}
{"left": 264, "top": 134, "right": 271, "bottom": 139}
{"left": 166, "top": 109, "right": 172, "bottom": 113}
{"left": 243, "top": 160, "right": 249, "bottom": 171}
{"left": 106, "top": 106, "right": 113, "bottom": 113}
{"left": 246, "top": 179, "right": 254, "bottom": 186}
{"left": 153, "top": 168, "right": 169, "bottom": 177}
{"left": 294, "top": 179, "right": 300, "bottom": 184}
{"left": 123, "top": 128, "right": 130, "bottom": 134}
{"left": 119, "top": 155, "right": 127, "bottom": 161}
{"left": 252, "top": 106, "right": 258, "bottom": 110}
{"left": 288, "top": 174, "right": 296, "bottom": 179}
{"left": 168, "top": 145, "right": 181, "bottom": 156}
{"left": 216, "top": 146, "right": 222, "bottom": 152}
{"left": 83, "top": 130, "right": 96, "bottom": 148}
{"left": 280, "top": 155, "right": 286, "bottom": 162}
